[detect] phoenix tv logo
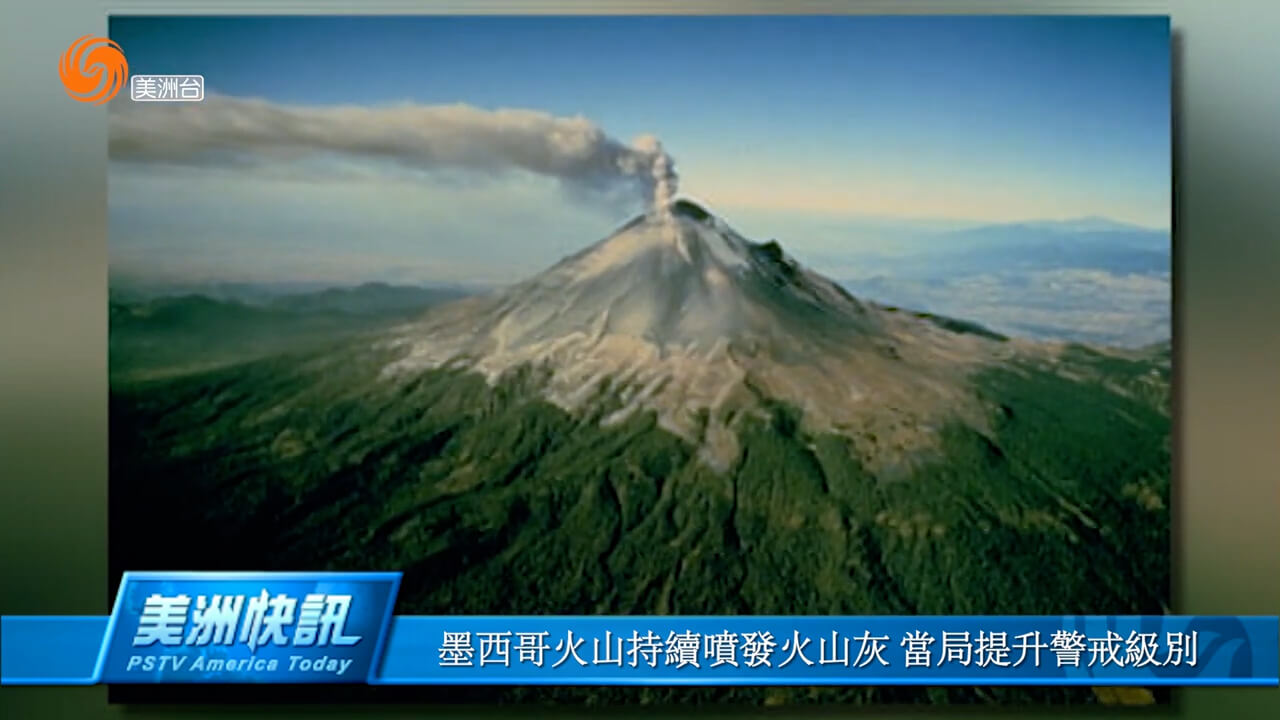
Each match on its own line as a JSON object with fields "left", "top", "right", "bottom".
{"left": 58, "top": 35, "right": 127, "bottom": 104}
{"left": 59, "top": 35, "right": 203, "bottom": 104}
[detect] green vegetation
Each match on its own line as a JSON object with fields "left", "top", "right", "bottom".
{"left": 110, "top": 315, "right": 1169, "bottom": 706}
{"left": 109, "top": 286, "right": 464, "bottom": 379}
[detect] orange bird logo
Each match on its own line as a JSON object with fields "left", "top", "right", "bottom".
{"left": 59, "top": 35, "right": 128, "bottom": 104}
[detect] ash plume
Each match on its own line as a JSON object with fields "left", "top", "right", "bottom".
{"left": 630, "top": 134, "right": 680, "bottom": 242}
{"left": 630, "top": 135, "right": 678, "bottom": 210}
{"left": 109, "top": 94, "right": 679, "bottom": 210}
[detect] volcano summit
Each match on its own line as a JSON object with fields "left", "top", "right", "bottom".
{"left": 110, "top": 200, "right": 1171, "bottom": 705}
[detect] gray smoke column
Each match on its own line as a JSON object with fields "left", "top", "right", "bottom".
{"left": 629, "top": 135, "right": 680, "bottom": 244}
{"left": 109, "top": 94, "right": 680, "bottom": 210}
{"left": 630, "top": 135, "right": 678, "bottom": 210}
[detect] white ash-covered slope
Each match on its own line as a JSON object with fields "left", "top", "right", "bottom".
{"left": 383, "top": 199, "right": 1027, "bottom": 469}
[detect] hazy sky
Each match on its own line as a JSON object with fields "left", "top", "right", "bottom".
{"left": 108, "top": 15, "right": 1170, "bottom": 285}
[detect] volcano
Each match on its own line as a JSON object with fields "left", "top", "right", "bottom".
{"left": 109, "top": 199, "right": 1172, "bottom": 705}
{"left": 382, "top": 199, "right": 1021, "bottom": 471}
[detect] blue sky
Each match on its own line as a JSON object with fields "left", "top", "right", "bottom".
{"left": 108, "top": 15, "right": 1171, "bottom": 285}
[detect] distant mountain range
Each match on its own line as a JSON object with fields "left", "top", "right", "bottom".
{"left": 925, "top": 221, "right": 1167, "bottom": 275}
{"left": 837, "top": 219, "right": 1169, "bottom": 279}
{"left": 823, "top": 218, "right": 1170, "bottom": 348}
{"left": 109, "top": 282, "right": 468, "bottom": 378}
{"left": 1018, "top": 216, "right": 1165, "bottom": 233}
{"left": 109, "top": 279, "right": 470, "bottom": 309}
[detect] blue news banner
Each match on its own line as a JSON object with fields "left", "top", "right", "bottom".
{"left": 1, "top": 572, "right": 1276, "bottom": 686}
